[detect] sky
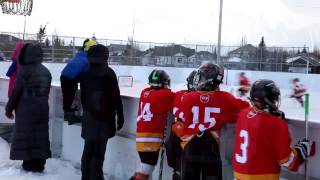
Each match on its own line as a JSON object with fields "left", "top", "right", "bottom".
{"left": 1, "top": 0, "right": 320, "bottom": 48}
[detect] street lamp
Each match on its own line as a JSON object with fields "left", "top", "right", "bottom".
{"left": 217, "top": 0, "right": 223, "bottom": 65}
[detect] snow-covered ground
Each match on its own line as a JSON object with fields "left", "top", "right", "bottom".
{"left": 0, "top": 138, "right": 82, "bottom": 180}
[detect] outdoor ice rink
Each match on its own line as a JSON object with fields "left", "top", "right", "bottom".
{"left": 0, "top": 61, "right": 319, "bottom": 123}
{"left": 0, "top": 62, "right": 320, "bottom": 180}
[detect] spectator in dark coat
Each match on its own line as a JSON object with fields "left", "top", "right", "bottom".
{"left": 5, "top": 43, "right": 52, "bottom": 172}
{"left": 78, "top": 44, "right": 124, "bottom": 180}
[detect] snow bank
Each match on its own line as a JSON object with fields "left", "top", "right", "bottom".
{"left": 0, "top": 138, "right": 81, "bottom": 180}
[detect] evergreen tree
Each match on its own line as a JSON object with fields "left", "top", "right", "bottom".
{"left": 213, "top": 47, "right": 217, "bottom": 60}
{"left": 302, "top": 45, "right": 307, "bottom": 54}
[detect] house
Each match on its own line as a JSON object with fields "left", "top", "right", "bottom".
{"left": 108, "top": 44, "right": 128, "bottom": 56}
{"left": 223, "top": 57, "right": 247, "bottom": 70}
{"left": 108, "top": 44, "right": 145, "bottom": 65}
{"left": 0, "top": 34, "right": 21, "bottom": 45}
{"left": 188, "top": 51, "right": 216, "bottom": 67}
{"left": 142, "top": 44, "right": 195, "bottom": 67}
{"left": 286, "top": 54, "right": 320, "bottom": 73}
{"left": 228, "top": 44, "right": 258, "bottom": 60}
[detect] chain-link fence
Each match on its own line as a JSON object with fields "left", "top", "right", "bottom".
{"left": 0, "top": 31, "right": 318, "bottom": 73}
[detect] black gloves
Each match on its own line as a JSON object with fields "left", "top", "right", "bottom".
{"left": 5, "top": 111, "right": 14, "bottom": 119}
{"left": 64, "top": 110, "right": 82, "bottom": 125}
{"left": 294, "top": 139, "right": 316, "bottom": 161}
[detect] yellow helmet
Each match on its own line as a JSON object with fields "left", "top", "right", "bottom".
{"left": 83, "top": 39, "right": 97, "bottom": 51}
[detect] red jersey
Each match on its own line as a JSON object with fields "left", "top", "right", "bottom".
{"left": 240, "top": 76, "right": 250, "bottom": 87}
{"left": 136, "top": 87, "right": 175, "bottom": 152}
{"left": 292, "top": 82, "right": 306, "bottom": 96}
{"left": 180, "top": 91, "right": 249, "bottom": 137}
{"left": 173, "top": 89, "right": 189, "bottom": 119}
{"left": 233, "top": 107, "right": 302, "bottom": 180}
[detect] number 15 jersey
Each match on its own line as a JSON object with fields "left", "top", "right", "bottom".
{"left": 136, "top": 87, "right": 175, "bottom": 152}
{"left": 180, "top": 91, "right": 249, "bottom": 137}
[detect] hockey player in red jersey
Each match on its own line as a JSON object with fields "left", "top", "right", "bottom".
{"left": 131, "top": 69, "right": 175, "bottom": 180}
{"left": 238, "top": 72, "right": 250, "bottom": 97}
{"left": 289, "top": 78, "right": 306, "bottom": 107}
{"left": 165, "top": 70, "right": 197, "bottom": 180}
{"left": 233, "top": 79, "right": 316, "bottom": 180}
{"left": 179, "top": 63, "right": 250, "bottom": 180}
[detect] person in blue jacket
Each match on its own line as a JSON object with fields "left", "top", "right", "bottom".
{"left": 60, "top": 39, "right": 97, "bottom": 124}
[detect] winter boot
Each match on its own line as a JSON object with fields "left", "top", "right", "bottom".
{"left": 172, "top": 171, "right": 181, "bottom": 180}
{"left": 64, "top": 110, "right": 82, "bottom": 125}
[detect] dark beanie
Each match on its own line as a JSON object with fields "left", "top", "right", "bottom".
{"left": 87, "top": 44, "right": 109, "bottom": 65}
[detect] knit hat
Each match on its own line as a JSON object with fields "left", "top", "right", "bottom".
{"left": 87, "top": 44, "right": 109, "bottom": 65}
{"left": 81, "top": 39, "right": 97, "bottom": 51}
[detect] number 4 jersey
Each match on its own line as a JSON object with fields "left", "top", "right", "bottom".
{"left": 136, "top": 87, "right": 175, "bottom": 152}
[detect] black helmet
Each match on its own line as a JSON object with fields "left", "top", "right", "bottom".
{"left": 250, "top": 79, "right": 280, "bottom": 111}
{"left": 193, "top": 63, "right": 224, "bottom": 91}
{"left": 186, "top": 70, "right": 197, "bottom": 91}
{"left": 293, "top": 78, "right": 300, "bottom": 82}
{"left": 148, "top": 69, "right": 170, "bottom": 89}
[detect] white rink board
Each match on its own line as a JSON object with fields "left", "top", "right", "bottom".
{"left": 1, "top": 63, "right": 320, "bottom": 179}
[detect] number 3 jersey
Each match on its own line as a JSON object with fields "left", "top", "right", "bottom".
{"left": 233, "top": 107, "right": 303, "bottom": 180}
{"left": 180, "top": 91, "right": 249, "bottom": 137}
{"left": 136, "top": 87, "right": 175, "bottom": 152}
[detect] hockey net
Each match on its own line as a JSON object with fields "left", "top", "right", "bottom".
{"left": 118, "top": 75, "right": 134, "bottom": 87}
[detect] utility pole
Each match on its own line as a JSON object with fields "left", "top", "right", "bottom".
{"left": 23, "top": 15, "right": 27, "bottom": 41}
{"left": 217, "top": 0, "right": 223, "bottom": 65}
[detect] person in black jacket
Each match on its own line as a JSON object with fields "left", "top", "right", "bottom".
{"left": 5, "top": 43, "right": 52, "bottom": 172}
{"left": 78, "top": 44, "right": 124, "bottom": 180}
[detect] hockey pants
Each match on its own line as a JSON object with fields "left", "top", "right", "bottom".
{"left": 181, "top": 132, "right": 222, "bottom": 180}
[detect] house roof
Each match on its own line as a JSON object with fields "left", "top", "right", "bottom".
{"left": 108, "top": 44, "right": 128, "bottom": 52}
{"left": 286, "top": 54, "right": 320, "bottom": 66}
{"left": 196, "top": 51, "right": 214, "bottom": 56}
{"left": 0, "top": 34, "right": 21, "bottom": 44}
{"left": 228, "top": 44, "right": 258, "bottom": 55}
{"left": 146, "top": 44, "right": 195, "bottom": 57}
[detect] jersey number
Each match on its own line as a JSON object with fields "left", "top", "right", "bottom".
{"left": 190, "top": 106, "right": 220, "bottom": 130}
{"left": 139, "top": 102, "right": 153, "bottom": 121}
{"left": 235, "top": 130, "right": 249, "bottom": 164}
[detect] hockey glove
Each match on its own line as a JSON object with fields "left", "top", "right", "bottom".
{"left": 172, "top": 121, "right": 185, "bottom": 138}
{"left": 294, "top": 139, "right": 316, "bottom": 161}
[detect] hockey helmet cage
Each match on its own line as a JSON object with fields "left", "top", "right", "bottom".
{"left": 194, "top": 63, "right": 224, "bottom": 91}
{"left": 186, "top": 70, "right": 197, "bottom": 91}
{"left": 148, "top": 69, "right": 171, "bottom": 89}
{"left": 250, "top": 79, "right": 280, "bottom": 111}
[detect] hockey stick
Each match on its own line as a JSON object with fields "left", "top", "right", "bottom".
{"left": 159, "top": 117, "right": 170, "bottom": 180}
{"left": 158, "top": 143, "right": 165, "bottom": 180}
{"left": 304, "top": 93, "right": 309, "bottom": 180}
